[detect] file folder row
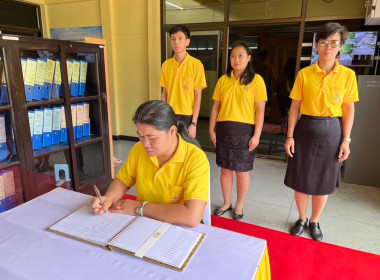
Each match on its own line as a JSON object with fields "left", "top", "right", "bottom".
{"left": 0, "top": 169, "right": 16, "bottom": 213}
{"left": 28, "top": 103, "right": 90, "bottom": 150}
{"left": 22, "top": 57, "right": 88, "bottom": 102}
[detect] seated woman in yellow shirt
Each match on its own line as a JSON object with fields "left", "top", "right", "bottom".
{"left": 92, "top": 100, "right": 209, "bottom": 228}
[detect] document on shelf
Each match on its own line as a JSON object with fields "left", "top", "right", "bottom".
{"left": 48, "top": 204, "right": 205, "bottom": 271}
{"left": 24, "top": 58, "right": 37, "bottom": 102}
{"left": 33, "top": 58, "right": 46, "bottom": 101}
{"left": 42, "top": 59, "right": 55, "bottom": 100}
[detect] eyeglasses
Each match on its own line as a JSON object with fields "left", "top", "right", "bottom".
{"left": 318, "top": 39, "right": 341, "bottom": 48}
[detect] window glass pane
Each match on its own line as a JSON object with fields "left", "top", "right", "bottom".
{"left": 67, "top": 53, "right": 98, "bottom": 98}
{"left": 34, "top": 151, "right": 73, "bottom": 194}
{"left": 77, "top": 142, "right": 105, "bottom": 187}
{"left": 306, "top": 0, "right": 366, "bottom": 18}
{"left": 229, "top": 0, "right": 302, "bottom": 21}
{"left": 229, "top": 24, "right": 301, "bottom": 158}
{"left": 165, "top": 0, "right": 224, "bottom": 24}
{"left": 0, "top": 1, "right": 39, "bottom": 29}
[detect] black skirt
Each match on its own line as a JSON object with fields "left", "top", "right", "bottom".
{"left": 216, "top": 121, "right": 255, "bottom": 172}
{"left": 284, "top": 115, "right": 342, "bottom": 195}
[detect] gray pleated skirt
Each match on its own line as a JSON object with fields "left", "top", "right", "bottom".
{"left": 284, "top": 115, "right": 342, "bottom": 195}
{"left": 216, "top": 121, "right": 255, "bottom": 172}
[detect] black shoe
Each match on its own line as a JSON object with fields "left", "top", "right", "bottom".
{"left": 214, "top": 205, "right": 232, "bottom": 216}
{"left": 290, "top": 218, "right": 308, "bottom": 236}
{"left": 233, "top": 210, "right": 243, "bottom": 221}
{"left": 309, "top": 222, "right": 323, "bottom": 241}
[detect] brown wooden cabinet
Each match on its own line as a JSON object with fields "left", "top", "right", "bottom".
{"left": 0, "top": 35, "right": 112, "bottom": 210}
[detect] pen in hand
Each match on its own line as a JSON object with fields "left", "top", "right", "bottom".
{"left": 93, "top": 185, "right": 104, "bottom": 206}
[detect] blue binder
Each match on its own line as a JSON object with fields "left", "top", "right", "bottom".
{"left": 66, "top": 60, "right": 73, "bottom": 92}
{"left": 76, "top": 103, "right": 83, "bottom": 138}
{"left": 3, "top": 170, "right": 16, "bottom": 210}
{"left": 52, "top": 107, "right": 61, "bottom": 145}
{"left": 0, "top": 84, "right": 8, "bottom": 104}
{"left": 0, "top": 115, "right": 8, "bottom": 162}
{"left": 83, "top": 102, "right": 90, "bottom": 136}
{"left": 0, "top": 174, "right": 5, "bottom": 213}
{"left": 32, "top": 109, "right": 43, "bottom": 150}
{"left": 42, "top": 108, "right": 53, "bottom": 147}
{"left": 70, "top": 60, "right": 80, "bottom": 97}
{"left": 24, "top": 58, "right": 37, "bottom": 102}
{"left": 0, "top": 198, "right": 5, "bottom": 213}
{"left": 42, "top": 59, "right": 55, "bottom": 100}
{"left": 28, "top": 110, "right": 34, "bottom": 143}
{"left": 51, "top": 60, "right": 62, "bottom": 99}
{"left": 60, "top": 106, "right": 67, "bottom": 143}
{"left": 32, "top": 58, "right": 46, "bottom": 101}
{"left": 71, "top": 104, "right": 77, "bottom": 139}
{"left": 79, "top": 60, "right": 88, "bottom": 96}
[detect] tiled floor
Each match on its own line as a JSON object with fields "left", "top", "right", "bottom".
{"left": 113, "top": 140, "right": 380, "bottom": 255}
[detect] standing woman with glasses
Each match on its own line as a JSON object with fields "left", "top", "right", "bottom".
{"left": 209, "top": 41, "right": 267, "bottom": 221}
{"left": 285, "top": 22, "right": 359, "bottom": 241}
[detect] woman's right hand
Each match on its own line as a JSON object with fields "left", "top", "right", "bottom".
{"left": 209, "top": 131, "right": 217, "bottom": 148}
{"left": 92, "top": 195, "right": 113, "bottom": 215}
{"left": 285, "top": 138, "right": 295, "bottom": 158}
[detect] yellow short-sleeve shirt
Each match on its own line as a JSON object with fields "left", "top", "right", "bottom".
{"left": 159, "top": 53, "right": 207, "bottom": 115}
{"left": 290, "top": 61, "right": 359, "bottom": 117}
{"left": 117, "top": 135, "right": 209, "bottom": 205}
{"left": 212, "top": 72, "right": 267, "bottom": 124}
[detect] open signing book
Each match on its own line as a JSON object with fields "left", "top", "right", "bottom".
{"left": 47, "top": 204, "right": 205, "bottom": 271}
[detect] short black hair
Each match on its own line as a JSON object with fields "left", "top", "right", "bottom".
{"left": 227, "top": 41, "right": 255, "bottom": 86}
{"left": 169, "top": 25, "right": 190, "bottom": 39}
{"left": 315, "top": 22, "right": 348, "bottom": 44}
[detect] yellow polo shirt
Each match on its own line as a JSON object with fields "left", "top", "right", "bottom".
{"left": 117, "top": 135, "right": 209, "bottom": 205}
{"left": 290, "top": 60, "right": 359, "bottom": 117}
{"left": 159, "top": 53, "right": 207, "bottom": 115}
{"left": 212, "top": 72, "right": 267, "bottom": 124}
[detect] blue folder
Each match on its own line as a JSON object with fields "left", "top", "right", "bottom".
{"left": 70, "top": 60, "right": 80, "bottom": 97}
{"left": 42, "top": 108, "right": 53, "bottom": 147}
{"left": 51, "top": 60, "right": 62, "bottom": 99}
{"left": 0, "top": 198, "right": 5, "bottom": 213}
{"left": 79, "top": 60, "right": 88, "bottom": 96}
{"left": 60, "top": 106, "right": 67, "bottom": 143}
{"left": 32, "top": 109, "right": 43, "bottom": 150}
{"left": 24, "top": 58, "right": 37, "bottom": 102}
{"left": 28, "top": 110, "right": 34, "bottom": 143}
{"left": 0, "top": 115, "right": 8, "bottom": 162}
{"left": 42, "top": 59, "right": 55, "bottom": 100}
{"left": 71, "top": 104, "right": 77, "bottom": 139}
{"left": 5, "top": 194, "right": 16, "bottom": 210}
{"left": 83, "top": 102, "right": 90, "bottom": 136}
{"left": 52, "top": 107, "right": 61, "bottom": 145}
{"left": 0, "top": 84, "right": 8, "bottom": 104}
{"left": 76, "top": 103, "right": 83, "bottom": 139}
{"left": 32, "top": 58, "right": 46, "bottom": 101}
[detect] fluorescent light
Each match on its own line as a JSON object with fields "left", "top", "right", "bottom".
{"left": 166, "top": 1, "right": 184, "bottom": 10}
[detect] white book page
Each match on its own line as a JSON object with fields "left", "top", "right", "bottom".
{"left": 110, "top": 217, "right": 203, "bottom": 268}
{"left": 49, "top": 205, "right": 135, "bottom": 246}
{"left": 110, "top": 217, "right": 162, "bottom": 253}
{"left": 145, "top": 225, "right": 203, "bottom": 268}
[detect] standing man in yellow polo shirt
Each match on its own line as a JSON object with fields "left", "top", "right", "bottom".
{"left": 160, "top": 25, "right": 207, "bottom": 138}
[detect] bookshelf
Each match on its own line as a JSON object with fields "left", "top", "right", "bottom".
{"left": 0, "top": 35, "right": 112, "bottom": 212}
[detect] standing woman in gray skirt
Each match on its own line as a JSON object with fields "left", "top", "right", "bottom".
{"left": 209, "top": 41, "right": 267, "bottom": 221}
{"left": 284, "top": 22, "right": 359, "bottom": 241}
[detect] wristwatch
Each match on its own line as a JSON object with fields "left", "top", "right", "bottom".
{"left": 191, "top": 122, "right": 197, "bottom": 127}
{"left": 136, "top": 202, "right": 148, "bottom": 217}
{"left": 342, "top": 138, "right": 351, "bottom": 143}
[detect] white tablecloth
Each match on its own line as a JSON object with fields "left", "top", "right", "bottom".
{"left": 0, "top": 188, "right": 266, "bottom": 280}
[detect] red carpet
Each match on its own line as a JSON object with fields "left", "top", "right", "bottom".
{"left": 211, "top": 216, "right": 380, "bottom": 280}
{"left": 121, "top": 194, "right": 380, "bottom": 279}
